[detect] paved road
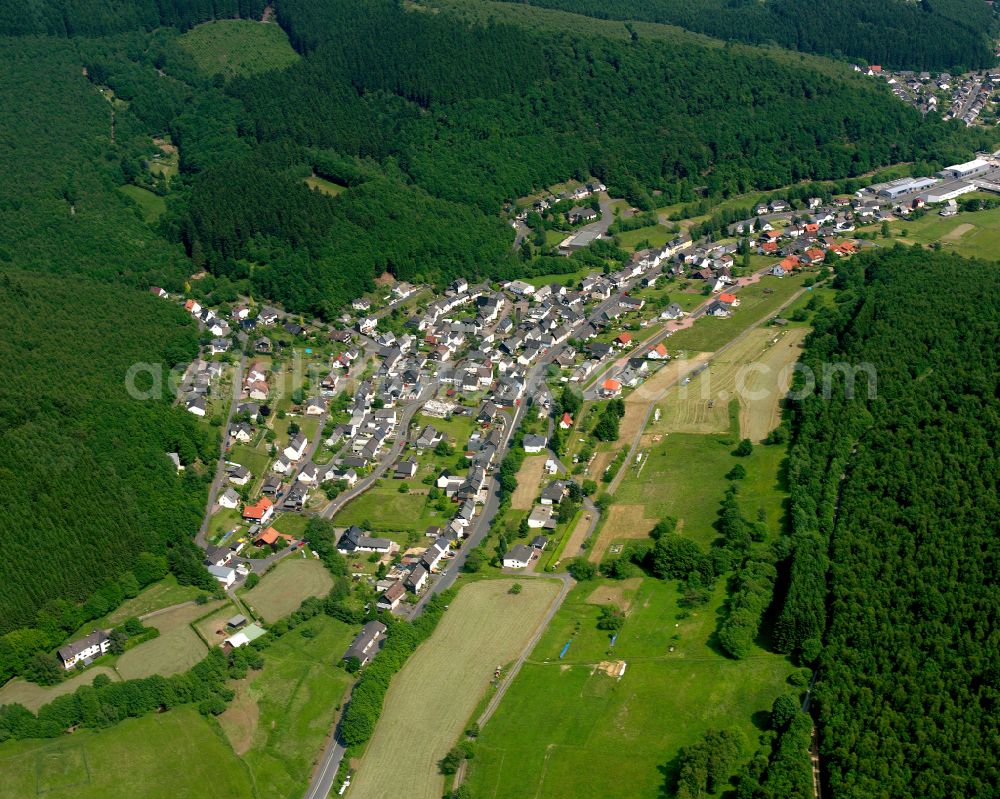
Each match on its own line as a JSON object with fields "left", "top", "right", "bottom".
{"left": 196, "top": 352, "right": 247, "bottom": 548}
{"left": 320, "top": 382, "right": 438, "bottom": 520}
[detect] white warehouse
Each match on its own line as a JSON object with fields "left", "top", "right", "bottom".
{"left": 924, "top": 182, "right": 977, "bottom": 204}
{"left": 938, "top": 159, "right": 991, "bottom": 180}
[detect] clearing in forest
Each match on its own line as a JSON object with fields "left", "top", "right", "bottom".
{"left": 347, "top": 579, "right": 562, "bottom": 799}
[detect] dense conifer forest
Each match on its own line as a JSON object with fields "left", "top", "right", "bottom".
{"left": 0, "top": 272, "right": 214, "bottom": 652}
{"left": 512, "top": 0, "right": 998, "bottom": 72}
{"left": 756, "top": 247, "right": 1000, "bottom": 798}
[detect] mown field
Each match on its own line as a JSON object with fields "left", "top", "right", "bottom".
{"left": 0, "top": 707, "right": 253, "bottom": 799}
{"left": 889, "top": 205, "right": 1000, "bottom": 258}
{"left": 241, "top": 556, "right": 333, "bottom": 622}
{"left": 177, "top": 19, "right": 299, "bottom": 78}
{"left": 463, "top": 578, "right": 794, "bottom": 799}
{"left": 117, "top": 185, "right": 166, "bottom": 223}
{"left": 115, "top": 601, "right": 221, "bottom": 680}
{"left": 666, "top": 272, "right": 810, "bottom": 352}
{"left": 348, "top": 579, "right": 562, "bottom": 799}
{"left": 218, "top": 614, "right": 357, "bottom": 794}
{"left": 0, "top": 667, "right": 120, "bottom": 713}
{"left": 333, "top": 484, "right": 450, "bottom": 533}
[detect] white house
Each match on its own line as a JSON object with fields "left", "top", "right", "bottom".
{"left": 186, "top": 396, "right": 206, "bottom": 417}
{"left": 219, "top": 488, "right": 240, "bottom": 509}
{"left": 528, "top": 504, "right": 554, "bottom": 529}
{"left": 208, "top": 564, "right": 236, "bottom": 589}
{"left": 503, "top": 544, "right": 534, "bottom": 569}
{"left": 523, "top": 434, "right": 547, "bottom": 454}
{"left": 58, "top": 630, "right": 111, "bottom": 670}
{"left": 284, "top": 434, "right": 308, "bottom": 462}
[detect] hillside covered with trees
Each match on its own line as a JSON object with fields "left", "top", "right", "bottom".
{"left": 758, "top": 247, "right": 1000, "bottom": 798}
{"left": 511, "top": 0, "right": 998, "bottom": 72}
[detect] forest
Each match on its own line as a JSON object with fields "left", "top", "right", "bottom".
{"left": 0, "top": 271, "right": 215, "bottom": 651}
{"left": 764, "top": 247, "right": 1000, "bottom": 798}
{"left": 512, "top": 0, "right": 998, "bottom": 72}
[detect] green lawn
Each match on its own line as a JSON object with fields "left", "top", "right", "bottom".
{"left": 889, "top": 205, "right": 1000, "bottom": 259}
{"left": 615, "top": 433, "right": 787, "bottom": 547}
{"left": 218, "top": 615, "right": 356, "bottom": 796}
{"left": 464, "top": 577, "right": 794, "bottom": 799}
{"left": 615, "top": 222, "right": 676, "bottom": 250}
{"left": 526, "top": 264, "right": 595, "bottom": 289}
{"left": 229, "top": 443, "right": 271, "bottom": 477}
{"left": 0, "top": 707, "right": 253, "bottom": 799}
{"left": 333, "top": 485, "right": 450, "bottom": 533}
{"left": 117, "top": 184, "right": 166, "bottom": 223}
{"left": 667, "top": 272, "right": 810, "bottom": 353}
{"left": 271, "top": 512, "right": 311, "bottom": 536}
{"left": 177, "top": 19, "right": 299, "bottom": 78}
{"left": 106, "top": 577, "right": 203, "bottom": 625}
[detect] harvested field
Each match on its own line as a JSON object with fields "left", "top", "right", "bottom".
{"left": 628, "top": 352, "right": 713, "bottom": 401}
{"left": 588, "top": 504, "right": 656, "bottom": 563}
{"left": 218, "top": 677, "right": 258, "bottom": 756}
{"left": 617, "top": 400, "right": 648, "bottom": 443}
{"left": 588, "top": 450, "right": 613, "bottom": 480}
{"left": 115, "top": 601, "right": 219, "bottom": 680}
{"left": 739, "top": 327, "right": 808, "bottom": 440}
{"left": 242, "top": 557, "right": 333, "bottom": 622}
{"left": 585, "top": 577, "right": 642, "bottom": 611}
{"left": 511, "top": 455, "right": 547, "bottom": 510}
{"left": 561, "top": 508, "right": 596, "bottom": 560}
{"left": 348, "top": 579, "right": 562, "bottom": 799}
{"left": 595, "top": 659, "right": 627, "bottom": 678}
{"left": 0, "top": 667, "right": 119, "bottom": 713}
{"left": 657, "top": 329, "right": 779, "bottom": 434}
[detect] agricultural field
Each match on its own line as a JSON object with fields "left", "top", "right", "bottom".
{"left": 654, "top": 326, "right": 807, "bottom": 438}
{"left": 0, "top": 667, "right": 120, "bottom": 713}
{"left": 0, "top": 707, "right": 252, "bottom": 799}
{"left": 241, "top": 556, "right": 333, "bottom": 622}
{"left": 117, "top": 185, "right": 166, "bottom": 223}
{"left": 889, "top": 205, "right": 1000, "bottom": 258}
{"left": 665, "top": 272, "right": 810, "bottom": 352}
{"left": 115, "top": 601, "right": 221, "bottom": 680}
{"left": 348, "top": 579, "right": 563, "bottom": 799}
{"left": 177, "top": 19, "right": 299, "bottom": 78}
{"left": 218, "top": 614, "right": 357, "bottom": 795}
{"left": 463, "top": 578, "right": 795, "bottom": 799}
{"left": 510, "top": 455, "right": 547, "bottom": 509}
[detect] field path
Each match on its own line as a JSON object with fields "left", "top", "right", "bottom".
{"left": 347, "top": 579, "right": 563, "bottom": 799}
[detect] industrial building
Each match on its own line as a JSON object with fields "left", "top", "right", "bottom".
{"left": 924, "top": 181, "right": 976, "bottom": 204}
{"left": 877, "top": 177, "right": 939, "bottom": 199}
{"left": 938, "top": 159, "right": 991, "bottom": 180}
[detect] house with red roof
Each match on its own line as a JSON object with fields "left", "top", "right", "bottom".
{"left": 647, "top": 342, "right": 669, "bottom": 361}
{"left": 804, "top": 248, "right": 826, "bottom": 265}
{"left": 242, "top": 497, "right": 274, "bottom": 524}
{"left": 718, "top": 292, "right": 740, "bottom": 307}
{"left": 616, "top": 332, "right": 633, "bottom": 347}
{"left": 559, "top": 412, "right": 574, "bottom": 429}
{"left": 254, "top": 526, "right": 295, "bottom": 547}
{"left": 760, "top": 241, "right": 779, "bottom": 255}
{"left": 600, "top": 378, "right": 622, "bottom": 397}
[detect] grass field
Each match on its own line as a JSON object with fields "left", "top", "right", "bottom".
{"left": 349, "top": 579, "right": 562, "bottom": 799}
{"left": 889, "top": 205, "right": 1000, "bottom": 258}
{"left": 242, "top": 556, "right": 333, "bottom": 622}
{"left": 464, "top": 578, "right": 794, "bottom": 799}
{"left": 666, "top": 272, "right": 810, "bottom": 352}
{"left": 525, "top": 264, "right": 595, "bottom": 289}
{"left": 218, "top": 614, "right": 356, "bottom": 794}
{"left": 177, "top": 19, "right": 299, "bottom": 78}
{"left": 305, "top": 174, "right": 347, "bottom": 196}
{"left": 115, "top": 601, "right": 219, "bottom": 680}
{"left": 0, "top": 707, "right": 253, "bottom": 799}
{"left": 0, "top": 667, "right": 120, "bottom": 713}
{"left": 613, "top": 433, "right": 787, "bottom": 548}
{"left": 117, "top": 184, "right": 166, "bottom": 223}
{"left": 229, "top": 443, "right": 271, "bottom": 477}
{"left": 333, "top": 485, "right": 449, "bottom": 532}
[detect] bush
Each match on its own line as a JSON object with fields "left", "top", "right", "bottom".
{"left": 733, "top": 438, "right": 754, "bottom": 457}
{"left": 244, "top": 572, "right": 261, "bottom": 589}
{"left": 567, "top": 558, "right": 597, "bottom": 581}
